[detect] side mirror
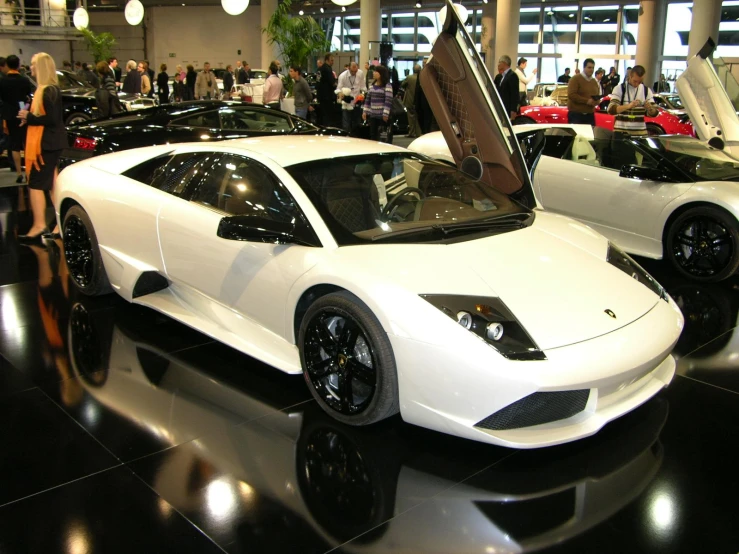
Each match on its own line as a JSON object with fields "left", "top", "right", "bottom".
{"left": 217, "top": 215, "right": 319, "bottom": 246}
{"left": 619, "top": 164, "right": 673, "bottom": 182}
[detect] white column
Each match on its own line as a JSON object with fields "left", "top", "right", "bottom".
{"left": 495, "top": 0, "right": 520, "bottom": 68}
{"left": 481, "top": 1, "right": 496, "bottom": 76}
{"left": 261, "top": 0, "right": 280, "bottom": 69}
{"left": 635, "top": 0, "right": 666, "bottom": 85}
{"left": 688, "top": 0, "right": 722, "bottom": 59}
{"left": 360, "top": 0, "right": 381, "bottom": 67}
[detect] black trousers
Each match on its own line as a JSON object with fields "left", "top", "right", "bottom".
{"left": 567, "top": 111, "right": 595, "bottom": 125}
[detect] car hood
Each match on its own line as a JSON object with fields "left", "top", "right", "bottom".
{"left": 676, "top": 38, "right": 739, "bottom": 155}
{"left": 337, "top": 212, "right": 661, "bottom": 350}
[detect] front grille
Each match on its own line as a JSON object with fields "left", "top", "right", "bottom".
{"left": 475, "top": 390, "right": 590, "bottom": 430}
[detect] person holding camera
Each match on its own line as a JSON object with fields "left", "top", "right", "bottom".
{"left": 335, "top": 62, "right": 365, "bottom": 133}
{"left": 607, "top": 65, "right": 658, "bottom": 137}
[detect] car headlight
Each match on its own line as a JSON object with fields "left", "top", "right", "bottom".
{"left": 420, "top": 294, "right": 546, "bottom": 360}
{"left": 607, "top": 243, "right": 668, "bottom": 301}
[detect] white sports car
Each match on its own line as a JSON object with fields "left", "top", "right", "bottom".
{"left": 529, "top": 83, "right": 568, "bottom": 107}
{"left": 54, "top": 1, "right": 683, "bottom": 448}
{"left": 411, "top": 40, "right": 739, "bottom": 283}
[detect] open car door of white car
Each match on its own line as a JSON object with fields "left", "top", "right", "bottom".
{"left": 419, "top": 0, "right": 541, "bottom": 208}
{"left": 677, "top": 38, "right": 739, "bottom": 157}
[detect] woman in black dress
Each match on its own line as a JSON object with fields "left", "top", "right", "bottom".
{"left": 17, "top": 52, "right": 68, "bottom": 241}
{"left": 157, "top": 63, "right": 170, "bottom": 104}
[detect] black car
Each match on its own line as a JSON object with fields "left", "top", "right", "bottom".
{"left": 28, "top": 69, "right": 100, "bottom": 125}
{"left": 61, "top": 100, "right": 347, "bottom": 167}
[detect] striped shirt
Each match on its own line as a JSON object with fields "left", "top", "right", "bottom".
{"left": 608, "top": 82, "right": 656, "bottom": 136}
{"left": 363, "top": 83, "right": 393, "bottom": 119}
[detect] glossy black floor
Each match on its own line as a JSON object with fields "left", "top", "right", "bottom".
{"left": 1, "top": 184, "right": 738, "bottom": 554}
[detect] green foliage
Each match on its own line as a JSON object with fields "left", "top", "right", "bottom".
{"left": 79, "top": 28, "right": 117, "bottom": 63}
{"left": 262, "top": 0, "right": 330, "bottom": 71}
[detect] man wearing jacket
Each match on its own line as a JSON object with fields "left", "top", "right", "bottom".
{"left": 493, "top": 55, "right": 519, "bottom": 120}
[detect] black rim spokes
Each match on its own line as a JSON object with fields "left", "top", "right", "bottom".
{"left": 305, "top": 312, "right": 376, "bottom": 415}
{"left": 673, "top": 217, "right": 733, "bottom": 276}
{"left": 64, "top": 216, "right": 95, "bottom": 286}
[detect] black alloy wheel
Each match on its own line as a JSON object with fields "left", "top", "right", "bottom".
{"left": 66, "top": 113, "right": 90, "bottom": 126}
{"left": 69, "top": 303, "right": 109, "bottom": 386}
{"left": 63, "top": 206, "right": 113, "bottom": 296}
{"left": 666, "top": 206, "right": 739, "bottom": 282}
{"left": 646, "top": 123, "right": 665, "bottom": 136}
{"left": 299, "top": 291, "right": 399, "bottom": 426}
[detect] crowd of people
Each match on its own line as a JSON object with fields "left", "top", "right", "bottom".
{"left": 494, "top": 54, "right": 661, "bottom": 137}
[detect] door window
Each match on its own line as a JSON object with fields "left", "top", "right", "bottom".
{"left": 149, "top": 153, "right": 219, "bottom": 195}
{"left": 170, "top": 110, "right": 220, "bottom": 129}
{"left": 218, "top": 107, "right": 293, "bottom": 133}
{"left": 587, "top": 138, "right": 659, "bottom": 172}
{"left": 188, "top": 154, "right": 300, "bottom": 223}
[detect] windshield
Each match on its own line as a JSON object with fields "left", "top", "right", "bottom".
{"left": 641, "top": 137, "right": 739, "bottom": 181}
{"left": 664, "top": 95, "right": 683, "bottom": 109}
{"left": 286, "top": 153, "right": 530, "bottom": 245}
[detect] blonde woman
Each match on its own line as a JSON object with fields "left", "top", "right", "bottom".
{"left": 17, "top": 53, "right": 68, "bottom": 241}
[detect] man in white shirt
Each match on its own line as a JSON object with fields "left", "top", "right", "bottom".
{"left": 513, "top": 57, "right": 536, "bottom": 108}
{"left": 607, "top": 65, "right": 658, "bottom": 136}
{"left": 335, "top": 62, "right": 366, "bottom": 133}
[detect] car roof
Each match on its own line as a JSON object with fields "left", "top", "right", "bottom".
{"left": 176, "top": 135, "right": 407, "bottom": 167}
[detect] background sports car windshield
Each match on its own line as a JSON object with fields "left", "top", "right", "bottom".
{"left": 641, "top": 137, "right": 739, "bottom": 181}
{"left": 287, "top": 153, "right": 530, "bottom": 245}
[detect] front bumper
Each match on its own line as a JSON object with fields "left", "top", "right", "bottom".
{"left": 390, "top": 296, "right": 682, "bottom": 448}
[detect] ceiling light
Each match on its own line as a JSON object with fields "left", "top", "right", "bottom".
{"left": 299, "top": 8, "right": 304, "bottom": 14}
{"left": 603, "top": 18, "right": 610, "bottom": 22}
{"left": 331, "top": 0, "right": 356, "bottom": 6}
{"left": 568, "top": 13, "right": 574, "bottom": 18}
{"left": 73, "top": 7, "right": 89, "bottom": 29}
{"left": 415, "top": 0, "right": 421, "bottom": 7}
{"left": 341, "top": 6, "right": 345, "bottom": 11}
{"left": 320, "top": 6, "right": 324, "bottom": 12}
{"left": 221, "top": 0, "right": 249, "bottom": 15}
{"left": 124, "top": 0, "right": 144, "bottom": 25}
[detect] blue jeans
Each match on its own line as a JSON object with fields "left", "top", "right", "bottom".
{"left": 295, "top": 107, "right": 308, "bottom": 120}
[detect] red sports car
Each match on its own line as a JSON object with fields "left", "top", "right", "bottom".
{"left": 518, "top": 96, "right": 694, "bottom": 136}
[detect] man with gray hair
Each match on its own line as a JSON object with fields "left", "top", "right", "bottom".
{"left": 493, "top": 54, "right": 519, "bottom": 119}
{"left": 335, "top": 61, "right": 366, "bottom": 133}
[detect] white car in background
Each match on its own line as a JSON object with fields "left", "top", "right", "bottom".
{"left": 529, "top": 83, "right": 568, "bottom": 106}
{"left": 52, "top": 0, "right": 682, "bottom": 448}
{"left": 411, "top": 40, "right": 739, "bottom": 283}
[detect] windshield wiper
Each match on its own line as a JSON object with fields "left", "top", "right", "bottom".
{"left": 371, "top": 212, "right": 533, "bottom": 242}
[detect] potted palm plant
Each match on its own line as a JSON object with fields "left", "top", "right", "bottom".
{"left": 262, "top": 0, "right": 329, "bottom": 113}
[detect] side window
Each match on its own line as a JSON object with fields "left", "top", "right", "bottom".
{"left": 219, "top": 107, "right": 293, "bottom": 133}
{"left": 149, "top": 153, "right": 217, "bottom": 195}
{"left": 170, "top": 110, "right": 220, "bottom": 129}
{"left": 589, "top": 139, "right": 659, "bottom": 172}
{"left": 122, "top": 153, "right": 174, "bottom": 186}
{"left": 189, "top": 154, "right": 299, "bottom": 223}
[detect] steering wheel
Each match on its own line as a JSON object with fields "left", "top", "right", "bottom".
{"left": 381, "top": 187, "right": 426, "bottom": 221}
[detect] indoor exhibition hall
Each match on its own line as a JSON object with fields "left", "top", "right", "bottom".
{"left": 1, "top": 0, "right": 738, "bottom": 552}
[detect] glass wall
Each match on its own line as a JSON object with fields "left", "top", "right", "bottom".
{"left": 319, "top": 1, "right": 739, "bottom": 90}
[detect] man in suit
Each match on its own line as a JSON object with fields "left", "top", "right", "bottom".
{"left": 493, "top": 55, "right": 519, "bottom": 120}
{"left": 238, "top": 60, "right": 249, "bottom": 84}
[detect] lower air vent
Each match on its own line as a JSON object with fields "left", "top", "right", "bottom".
{"left": 475, "top": 390, "right": 590, "bottom": 430}
{"left": 132, "top": 271, "right": 169, "bottom": 298}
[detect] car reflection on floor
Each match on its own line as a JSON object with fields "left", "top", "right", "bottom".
{"left": 66, "top": 299, "right": 668, "bottom": 552}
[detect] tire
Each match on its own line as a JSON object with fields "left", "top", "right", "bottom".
{"left": 299, "top": 291, "right": 399, "bottom": 425}
{"left": 646, "top": 123, "right": 664, "bottom": 136}
{"left": 513, "top": 116, "right": 536, "bottom": 125}
{"left": 665, "top": 206, "right": 739, "bottom": 282}
{"left": 63, "top": 205, "right": 113, "bottom": 296}
{"left": 66, "top": 113, "right": 90, "bottom": 126}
